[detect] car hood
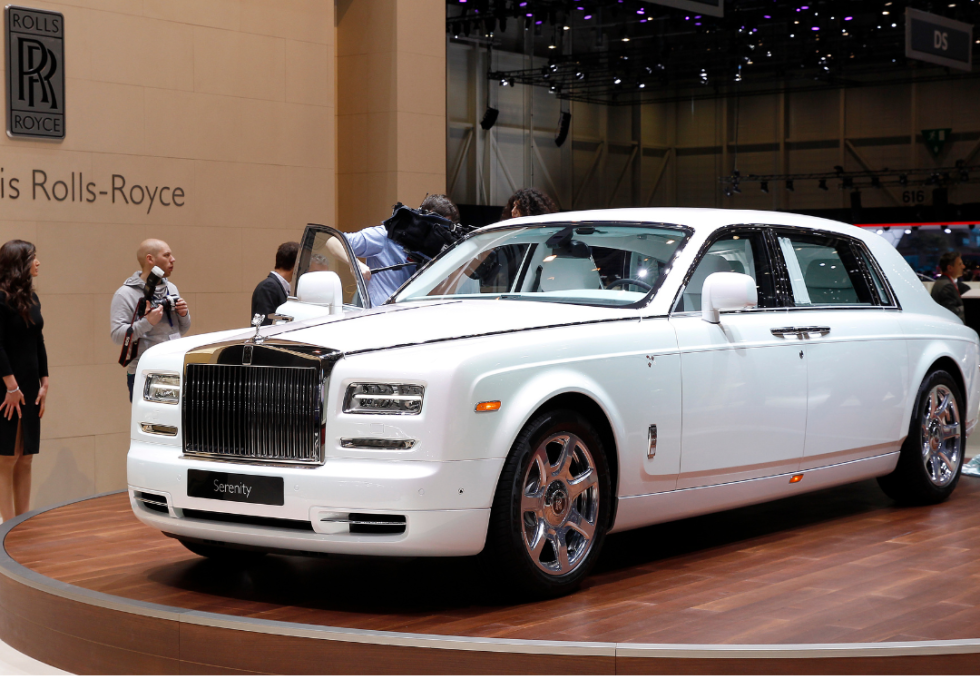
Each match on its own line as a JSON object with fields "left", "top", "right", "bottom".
{"left": 256, "top": 300, "right": 638, "bottom": 355}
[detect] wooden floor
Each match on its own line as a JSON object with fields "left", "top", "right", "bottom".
{"left": 6, "top": 476, "right": 980, "bottom": 647}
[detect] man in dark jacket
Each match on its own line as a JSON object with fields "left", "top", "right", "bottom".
{"left": 931, "top": 251, "right": 968, "bottom": 321}
{"left": 251, "top": 241, "right": 299, "bottom": 325}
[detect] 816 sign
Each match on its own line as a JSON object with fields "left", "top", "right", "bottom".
{"left": 902, "top": 190, "right": 926, "bottom": 205}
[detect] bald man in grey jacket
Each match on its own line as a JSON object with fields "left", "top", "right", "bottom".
{"left": 110, "top": 239, "right": 191, "bottom": 401}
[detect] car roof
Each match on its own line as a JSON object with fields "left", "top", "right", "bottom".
{"left": 479, "top": 207, "right": 872, "bottom": 244}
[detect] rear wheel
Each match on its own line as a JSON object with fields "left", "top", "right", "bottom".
{"left": 878, "top": 370, "right": 964, "bottom": 505}
{"left": 482, "top": 410, "right": 611, "bottom": 599}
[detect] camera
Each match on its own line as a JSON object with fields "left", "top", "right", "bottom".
{"left": 142, "top": 265, "right": 164, "bottom": 300}
{"left": 138, "top": 266, "right": 166, "bottom": 319}
{"left": 160, "top": 294, "right": 181, "bottom": 313}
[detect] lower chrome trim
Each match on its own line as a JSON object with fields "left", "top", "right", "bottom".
{"left": 613, "top": 451, "right": 899, "bottom": 534}
{"left": 140, "top": 423, "right": 178, "bottom": 436}
{"left": 339, "top": 438, "right": 417, "bottom": 450}
{"left": 179, "top": 452, "right": 324, "bottom": 470}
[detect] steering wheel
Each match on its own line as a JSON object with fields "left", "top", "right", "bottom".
{"left": 605, "top": 277, "right": 653, "bottom": 291}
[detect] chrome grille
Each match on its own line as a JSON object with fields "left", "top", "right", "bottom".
{"left": 183, "top": 364, "right": 322, "bottom": 464}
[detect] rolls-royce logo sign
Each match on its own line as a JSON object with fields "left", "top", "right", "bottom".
{"left": 5, "top": 5, "right": 65, "bottom": 140}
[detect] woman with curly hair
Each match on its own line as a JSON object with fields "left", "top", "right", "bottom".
{"left": 0, "top": 240, "right": 48, "bottom": 521}
{"left": 501, "top": 187, "right": 559, "bottom": 220}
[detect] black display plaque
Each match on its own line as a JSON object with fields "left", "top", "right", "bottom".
{"left": 5, "top": 5, "right": 65, "bottom": 140}
{"left": 187, "top": 469, "right": 285, "bottom": 506}
{"left": 641, "top": 1, "right": 723, "bottom": 19}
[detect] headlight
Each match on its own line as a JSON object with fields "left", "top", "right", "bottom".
{"left": 144, "top": 373, "right": 180, "bottom": 404}
{"left": 344, "top": 383, "right": 424, "bottom": 415}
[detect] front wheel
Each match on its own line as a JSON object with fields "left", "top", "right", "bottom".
{"left": 482, "top": 410, "right": 612, "bottom": 599}
{"left": 878, "top": 369, "right": 964, "bottom": 505}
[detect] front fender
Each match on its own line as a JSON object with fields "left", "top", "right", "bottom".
{"left": 469, "top": 365, "right": 626, "bottom": 467}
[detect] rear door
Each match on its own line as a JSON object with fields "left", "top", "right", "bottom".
{"left": 771, "top": 228, "right": 909, "bottom": 468}
{"left": 670, "top": 227, "right": 808, "bottom": 488}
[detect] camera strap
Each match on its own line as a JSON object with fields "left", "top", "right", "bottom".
{"left": 117, "top": 303, "right": 142, "bottom": 368}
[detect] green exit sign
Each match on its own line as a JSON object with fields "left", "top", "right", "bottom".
{"left": 922, "top": 128, "right": 952, "bottom": 157}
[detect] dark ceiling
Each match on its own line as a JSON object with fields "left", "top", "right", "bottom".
{"left": 446, "top": 1, "right": 980, "bottom": 104}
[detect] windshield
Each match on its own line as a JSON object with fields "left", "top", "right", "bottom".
{"left": 393, "top": 223, "right": 691, "bottom": 307}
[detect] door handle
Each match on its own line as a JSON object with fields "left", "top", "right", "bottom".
{"left": 771, "top": 326, "right": 831, "bottom": 337}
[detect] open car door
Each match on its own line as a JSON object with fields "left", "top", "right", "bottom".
{"left": 275, "top": 224, "right": 372, "bottom": 323}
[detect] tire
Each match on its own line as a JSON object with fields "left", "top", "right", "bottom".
{"left": 481, "top": 409, "right": 612, "bottom": 599}
{"left": 177, "top": 538, "right": 267, "bottom": 563}
{"left": 878, "top": 369, "right": 964, "bottom": 505}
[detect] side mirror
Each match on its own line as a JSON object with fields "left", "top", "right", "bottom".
{"left": 297, "top": 271, "right": 344, "bottom": 315}
{"left": 701, "top": 272, "right": 758, "bottom": 324}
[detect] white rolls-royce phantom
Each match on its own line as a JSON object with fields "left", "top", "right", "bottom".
{"left": 128, "top": 209, "right": 978, "bottom": 597}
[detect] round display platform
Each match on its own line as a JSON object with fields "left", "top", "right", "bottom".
{"left": 2, "top": 478, "right": 980, "bottom": 674}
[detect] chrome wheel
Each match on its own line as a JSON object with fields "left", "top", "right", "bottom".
{"left": 920, "top": 384, "right": 962, "bottom": 487}
{"left": 520, "top": 432, "right": 600, "bottom": 576}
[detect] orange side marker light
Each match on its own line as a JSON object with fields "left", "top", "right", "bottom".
{"left": 789, "top": 474, "right": 804, "bottom": 484}
{"left": 476, "top": 401, "right": 502, "bottom": 412}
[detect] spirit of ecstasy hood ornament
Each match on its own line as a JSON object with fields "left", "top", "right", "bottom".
{"left": 250, "top": 313, "right": 265, "bottom": 344}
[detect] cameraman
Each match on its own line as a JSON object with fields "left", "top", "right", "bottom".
{"left": 110, "top": 239, "right": 191, "bottom": 401}
{"left": 328, "top": 194, "right": 459, "bottom": 306}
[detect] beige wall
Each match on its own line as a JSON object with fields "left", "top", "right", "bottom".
{"left": 0, "top": 0, "right": 339, "bottom": 511}
{"left": 336, "top": 0, "right": 446, "bottom": 232}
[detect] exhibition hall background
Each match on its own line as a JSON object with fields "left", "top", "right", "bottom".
{"left": 0, "top": 0, "right": 446, "bottom": 510}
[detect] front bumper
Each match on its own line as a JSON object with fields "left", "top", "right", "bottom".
{"left": 127, "top": 440, "right": 502, "bottom": 557}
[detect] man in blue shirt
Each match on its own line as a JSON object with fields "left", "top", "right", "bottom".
{"left": 342, "top": 194, "right": 459, "bottom": 306}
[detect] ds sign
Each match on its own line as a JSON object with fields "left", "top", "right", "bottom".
{"left": 905, "top": 7, "right": 972, "bottom": 71}
{"left": 5, "top": 5, "right": 65, "bottom": 140}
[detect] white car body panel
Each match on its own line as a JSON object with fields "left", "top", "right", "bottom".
{"left": 127, "top": 208, "right": 980, "bottom": 557}
{"left": 670, "top": 311, "right": 808, "bottom": 488}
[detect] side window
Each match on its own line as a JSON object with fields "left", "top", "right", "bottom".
{"left": 776, "top": 232, "right": 874, "bottom": 307}
{"left": 853, "top": 242, "right": 894, "bottom": 306}
{"left": 674, "top": 230, "right": 777, "bottom": 312}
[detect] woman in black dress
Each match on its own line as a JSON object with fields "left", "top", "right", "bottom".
{"left": 0, "top": 240, "right": 48, "bottom": 522}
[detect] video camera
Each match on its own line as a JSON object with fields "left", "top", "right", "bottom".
{"left": 371, "top": 203, "right": 474, "bottom": 274}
